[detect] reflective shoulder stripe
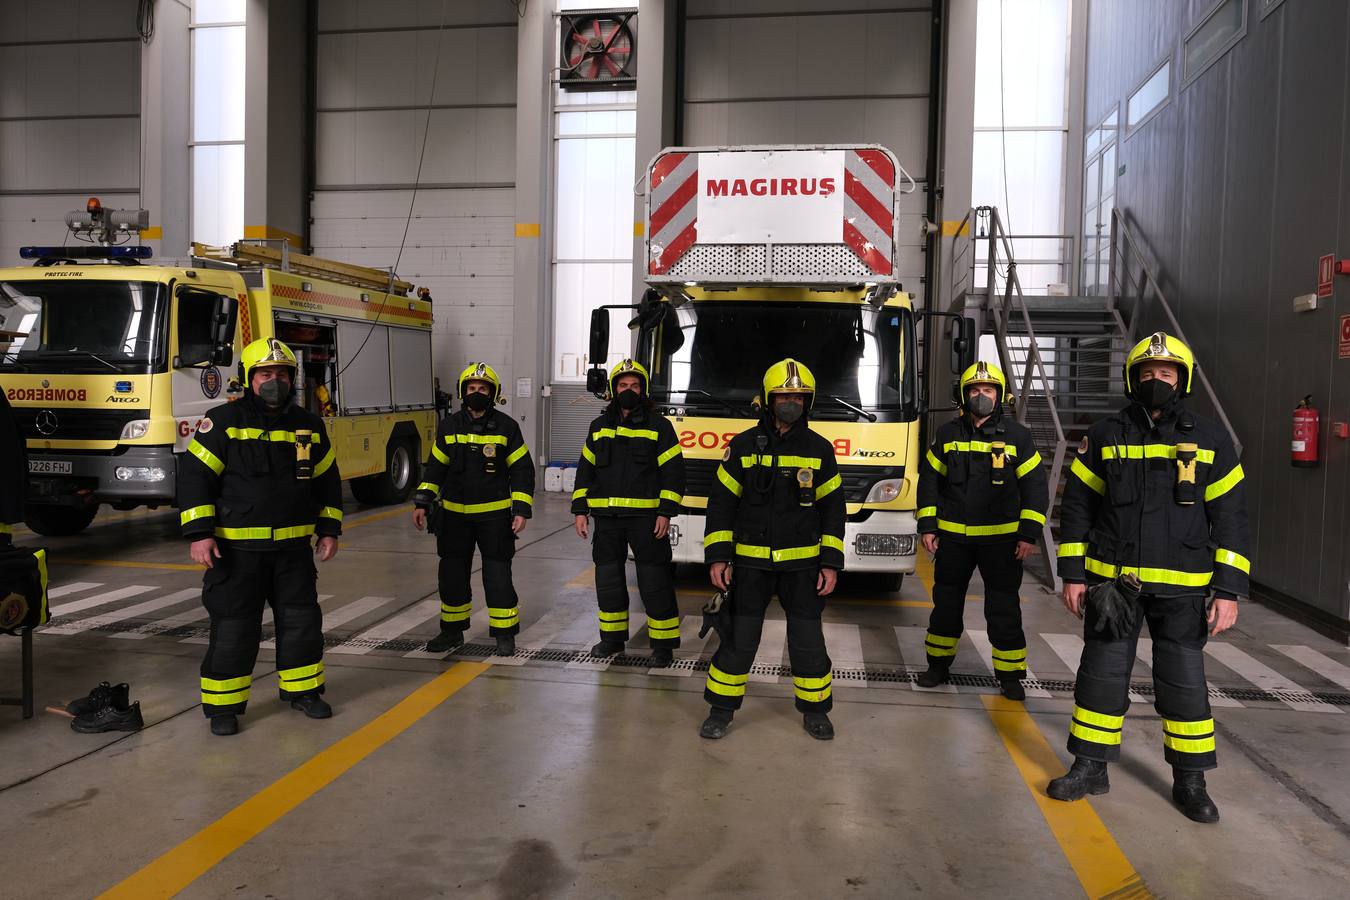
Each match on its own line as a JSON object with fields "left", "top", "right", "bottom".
{"left": 1214, "top": 548, "right": 1250, "bottom": 574}
{"left": 716, "top": 464, "right": 743, "bottom": 497}
{"left": 1057, "top": 541, "right": 1086, "bottom": 558}
{"left": 1015, "top": 452, "right": 1043, "bottom": 479}
{"left": 657, "top": 444, "right": 682, "bottom": 466}
{"left": 590, "top": 427, "right": 616, "bottom": 441}
{"left": 511, "top": 491, "right": 534, "bottom": 506}
{"left": 180, "top": 504, "right": 216, "bottom": 525}
{"left": 705, "top": 530, "right": 733, "bottom": 546}
{"left": 505, "top": 444, "right": 529, "bottom": 466}
{"left": 814, "top": 473, "right": 841, "bottom": 500}
{"left": 1019, "top": 509, "right": 1046, "bottom": 525}
{"left": 431, "top": 443, "right": 451, "bottom": 465}
{"left": 925, "top": 449, "right": 948, "bottom": 476}
{"left": 916, "top": 506, "right": 937, "bottom": 519}
{"left": 1070, "top": 457, "right": 1105, "bottom": 495}
{"left": 319, "top": 506, "right": 343, "bottom": 522}
{"left": 820, "top": 534, "right": 844, "bottom": 553}
{"left": 313, "top": 448, "right": 337, "bottom": 477}
{"left": 188, "top": 439, "right": 225, "bottom": 476}
{"left": 1205, "top": 464, "right": 1244, "bottom": 502}
{"left": 582, "top": 445, "right": 597, "bottom": 465}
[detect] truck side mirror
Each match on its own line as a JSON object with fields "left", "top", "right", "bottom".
{"left": 949, "top": 316, "right": 976, "bottom": 374}
{"left": 588, "top": 308, "right": 610, "bottom": 367}
{"left": 586, "top": 367, "right": 609, "bottom": 397}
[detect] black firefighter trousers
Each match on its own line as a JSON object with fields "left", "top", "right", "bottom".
{"left": 200, "top": 546, "right": 324, "bottom": 718}
{"left": 1068, "top": 592, "right": 1217, "bottom": 771}
{"left": 592, "top": 515, "right": 680, "bottom": 648}
{"left": 925, "top": 539, "right": 1027, "bottom": 679}
{"left": 704, "top": 566, "right": 832, "bottom": 715}
{"left": 436, "top": 514, "right": 519, "bottom": 636}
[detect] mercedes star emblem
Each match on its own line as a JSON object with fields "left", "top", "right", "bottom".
{"left": 35, "top": 409, "right": 58, "bottom": 435}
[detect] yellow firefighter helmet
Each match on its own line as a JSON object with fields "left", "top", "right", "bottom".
{"left": 957, "top": 360, "right": 1010, "bottom": 404}
{"left": 761, "top": 358, "right": 817, "bottom": 411}
{"left": 457, "top": 362, "right": 505, "bottom": 404}
{"left": 241, "top": 337, "right": 298, "bottom": 384}
{"left": 608, "top": 358, "right": 650, "bottom": 398}
{"left": 1123, "top": 331, "right": 1194, "bottom": 397}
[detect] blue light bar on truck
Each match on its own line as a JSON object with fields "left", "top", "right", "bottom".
{"left": 20, "top": 246, "right": 153, "bottom": 260}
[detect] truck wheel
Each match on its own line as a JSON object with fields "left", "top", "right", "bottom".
{"left": 25, "top": 504, "right": 99, "bottom": 536}
{"left": 353, "top": 439, "right": 418, "bottom": 506}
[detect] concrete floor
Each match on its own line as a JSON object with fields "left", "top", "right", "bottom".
{"left": 2, "top": 491, "right": 1349, "bottom": 899}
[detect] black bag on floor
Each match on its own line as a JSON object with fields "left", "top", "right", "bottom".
{"left": 0, "top": 545, "right": 50, "bottom": 634}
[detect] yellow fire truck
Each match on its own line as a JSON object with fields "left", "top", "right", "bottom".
{"left": 0, "top": 211, "right": 436, "bottom": 535}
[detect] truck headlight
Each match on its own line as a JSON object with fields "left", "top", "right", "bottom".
{"left": 864, "top": 478, "right": 902, "bottom": 504}
{"left": 115, "top": 466, "right": 167, "bottom": 482}
{"left": 120, "top": 419, "right": 150, "bottom": 440}
{"left": 854, "top": 534, "right": 915, "bottom": 556}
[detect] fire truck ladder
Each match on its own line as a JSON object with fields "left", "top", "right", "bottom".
{"left": 191, "top": 241, "right": 414, "bottom": 297}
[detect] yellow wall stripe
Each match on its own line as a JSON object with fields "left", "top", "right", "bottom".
{"left": 515, "top": 223, "right": 541, "bottom": 237}
{"left": 98, "top": 662, "right": 489, "bottom": 900}
{"left": 243, "top": 224, "right": 304, "bottom": 248}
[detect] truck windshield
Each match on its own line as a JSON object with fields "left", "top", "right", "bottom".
{"left": 0, "top": 279, "right": 167, "bottom": 373}
{"left": 641, "top": 300, "right": 917, "bottom": 421}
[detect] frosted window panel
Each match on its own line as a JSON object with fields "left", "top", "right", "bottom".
{"left": 560, "top": 0, "right": 637, "bottom": 10}
{"left": 971, "top": 130, "right": 1065, "bottom": 236}
{"left": 973, "top": 0, "right": 1069, "bottom": 128}
{"left": 1084, "top": 157, "right": 1100, "bottom": 209}
{"left": 193, "top": 26, "right": 246, "bottom": 141}
{"left": 194, "top": 0, "right": 245, "bottom": 23}
{"left": 554, "top": 136, "right": 635, "bottom": 261}
{"left": 1185, "top": 0, "right": 1244, "bottom": 81}
{"left": 557, "top": 109, "right": 637, "bottom": 136}
{"left": 552, "top": 262, "right": 633, "bottom": 381}
{"left": 1100, "top": 145, "right": 1116, "bottom": 197}
{"left": 556, "top": 88, "right": 636, "bottom": 107}
{"left": 1128, "top": 62, "right": 1170, "bottom": 128}
{"left": 192, "top": 144, "right": 245, "bottom": 247}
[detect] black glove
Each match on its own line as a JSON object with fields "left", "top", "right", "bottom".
{"left": 1087, "top": 573, "right": 1142, "bottom": 641}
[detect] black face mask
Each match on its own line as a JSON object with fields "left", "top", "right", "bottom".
{"left": 966, "top": 393, "right": 997, "bottom": 418}
{"left": 773, "top": 400, "right": 804, "bottom": 425}
{"left": 464, "top": 392, "right": 492, "bottom": 412}
{"left": 257, "top": 379, "right": 290, "bottom": 411}
{"left": 616, "top": 389, "right": 642, "bottom": 410}
{"left": 1135, "top": 379, "right": 1176, "bottom": 410}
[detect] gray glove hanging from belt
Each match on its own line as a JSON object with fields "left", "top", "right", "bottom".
{"left": 699, "top": 590, "right": 733, "bottom": 643}
{"left": 1087, "top": 573, "right": 1143, "bottom": 641}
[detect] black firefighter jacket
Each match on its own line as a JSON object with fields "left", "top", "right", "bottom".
{"left": 1057, "top": 402, "right": 1251, "bottom": 598}
{"left": 0, "top": 388, "right": 25, "bottom": 544}
{"left": 917, "top": 410, "right": 1049, "bottom": 544}
{"left": 178, "top": 394, "right": 343, "bottom": 549}
{"left": 705, "top": 418, "right": 847, "bottom": 572}
{"left": 415, "top": 408, "right": 534, "bottom": 520}
{"left": 570, "top": 405, "right": 684, "bottom": 518}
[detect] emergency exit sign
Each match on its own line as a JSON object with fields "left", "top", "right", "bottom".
{"left": 1340, "top": 314, "right": 1350, "bottom": 359}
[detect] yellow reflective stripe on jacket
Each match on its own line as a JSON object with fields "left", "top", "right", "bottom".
{"left": 591, "top": 426, "right": 659, "bottom": 442}
{"left": 1057, "top": 542, "right": 1086, "bottom": 558}
{"left": 441, "top": 498, "right": 513, "bottom": 514}
{"left": 740, "top": 454, "right": 822, "bottom": 469}
{"left": 505, "top": 444, "right": 528, "bottom": 466}
{"left": 319, "top": 506, "right": 343, "bottom": 522}
{"left": 417, "top": 481, "right": 440, "bottom": 494}
{"left": 214, "top": 524, "right": 315, "bottom": 541}
{"left": 587, "top": 496, "right": 661, "bottom": 509}
{"left": 1084, "top": 557, "right": 1213, "bottom": 587}
{"left": 735, "top": 543, "right": 820, "bottom": 563}
{"left": 1019, "top": 509, "right": 1046, "bottom": 525}
{"left": 716, "top": 464, "right": 743, "bottom": 497}
{"left": 705, "top": 530, "right": 733, "bottom": 547}
{"left": 937, "top": 519, "right": 1019, "bottom": 537}
{"left": 815, "top": 473, "right": 841, "bottom": 500}
{"left": 917, "top": 505, "right": 937, "bottom": 519}
{"left": 313, "top": 449, "right": 336, "bottom": 477}
{"left": 925, "top": 449, "right": 948, "bottom": 476}
{"left": 1015, "top": 452, "right": 1043, "bottom": 479}
{"left": 0, "top": 522, "right": 11, "bottom": 536}
{"left": 1100, "top": 444, "right": 1216, "bottom": 464}
{"left": 582, "top": 444, "right": 596, "bottom": 465}
{"left": 188, "top": 439, "right": 225, "bottom": 476}
{"left": 657, "top": 444, "right": 682, "bottom": 465}
{"left": 942, "top": 440, "right": 1019, "bottom": 457}
{"left": 659, "top": 490, "right": 682, "bottom": 505}
{"left": 572, "top": 487, "right": 588, "bottom": 501}
{"left": 820, "top": 534, "right": 844, "bottom": 553}
{"left": 1205, "top": 464, "right": 1244, "bottom": 502}
{"left": 224, "top": 427, "right": 321, "bottom": 444}
{"left": 511, "top": 491, "right": 533, "bottom": 506}
{"left": 1071, "top": 457, "right": 1105, "bottom": 495}
{"left": 180, "top": 504, "right": 216, "bottom": 525}
{"left": 432, "top": 444, "right": 451, "bottom": 465}
{"left": 454, "top": 433, "right": 508, "bottom": 446}
{"left": 1214, "top": 548, "right": 1250, "bottom": 574}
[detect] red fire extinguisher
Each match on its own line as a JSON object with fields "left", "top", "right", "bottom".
{"left": 1292, "top": 396, "right": 1319, "bottom": 468}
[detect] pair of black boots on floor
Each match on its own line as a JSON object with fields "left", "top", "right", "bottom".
{"left": 698, "top": 708, "right": 835, "bottom": 741}
{"left": 66, "top": 681, "right": 144, "bottom": 734}
{"left": 1047, "top": 757, "right": 1220, "bottom": 823}
{"left": 425, "top": 630, "right": 516, "bottom": 657}
{"left": 917, "top": 662, "right": 1026, "bottom": 701}
{"left": 210, "top": 693, "right": 332, "bottom": 737}
{"left": 590, "top": 638, "right": 672, "bottom": 668}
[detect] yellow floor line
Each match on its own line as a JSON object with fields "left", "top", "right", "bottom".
{"left": 342, "top": 504, "right": 412, "bottom": 531}
{"left": 565, "top": 565, "right": 595, "bottom": 588}
{"left": 98, "top": 661, "right": 489, "bottom": 900}
{"left": 63, "top": 558, "right": 202, "bottom": 572}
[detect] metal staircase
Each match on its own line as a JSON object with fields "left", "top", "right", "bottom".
{"left": 946, "top": 205, "right": 1239, "bottom": 590}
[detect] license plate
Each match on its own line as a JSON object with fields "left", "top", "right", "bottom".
{"left": 28, "top": 459, "right": 73, "bottom": 475}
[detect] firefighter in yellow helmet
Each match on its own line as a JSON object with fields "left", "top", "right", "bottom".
{"left": 178, "top": 337, "right": 343, "bottom": 736}
{"left": 571, "top": 359, "right": 686, "bottom": 666}
{"left": 915, "top": 361, "right": 1048, "bottom": 700}
{"left": 413, "top": 363, "right": 534, "bottom": 656}
{"left": 700, "top": 359, "right": 846, "bottom": 740}
{"left": 1048, "top": 332, "right": 1251, "bottom": 823}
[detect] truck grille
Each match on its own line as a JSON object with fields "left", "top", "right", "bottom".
{"left": 684, "top": 458, "right": 902, "bottom": 504}
{"left": 13, "top": 407, "right": 144, "bottom": 441}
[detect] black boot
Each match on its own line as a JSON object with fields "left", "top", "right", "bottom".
{"left": 699, "top": 708, "right": 734, "bottom": 739}
{"left": 66, "top": 681, "right": 130, "bottom": 717}
{"left": 648, "top": 647, "right": 674, "bottom": 668}
{"left": 590, "top": 639, "right": 625, "bottom": 658}
{"left": 1173, "top": 770, "right": 1219, "bottom": 823}
{"left": 71, "top": 701, "right": 144, "bottom": 734}
{"left": 803, "top": 713, "right": 835, "bottom": 741}
{"left": 495, "top": 635, "right": 516, "bottom": 657}
{"left": 425, "top": 629, "right": 464, "bottom": 653}
{"left": 1047, "top": 757, "right": 1110, "bottom": 801}
{"left": 916, "top": 663, "right": 950, "bottom": 688}
{"left": 210, "top": 715, "right": 239, "bottom": 736}
{"left": 291, "top": 694, "right": 333, "bottom": 719}
{"left": 998, "top": 676, "right": 1026, "bottom": 701}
